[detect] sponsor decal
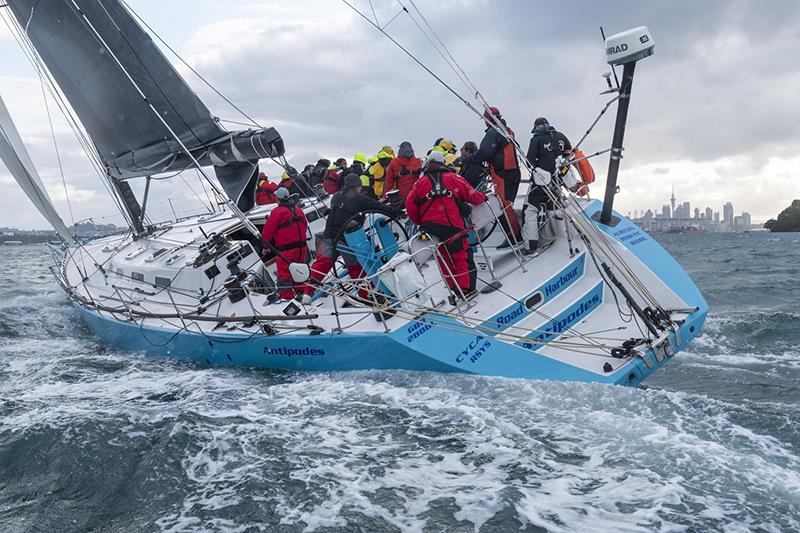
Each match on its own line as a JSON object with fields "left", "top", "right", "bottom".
{"left": 484, "top": 254, "right": 586, "bottom": 333}
{"left": 543, "top": 265, "right": 580, "bottom": 297}
{"left": 406, "top": 318, "right": 432, "bottom": 343}
{"left": 607, "top": 43, "right": 629, "bottom": 55}
{"left": 264, "top": 346, "right": 325, "bottom": 357}
{"left": 456, "top": 336, "right": 492, "bottom": 364}
{"left": 521, "top": 284, "right": 603, "bottom": 351}
{"left": 496, "top": 304, "right": 524, "bottom": 325}
{"left": 612, "top": 226, "right": 648, "bottom": 246}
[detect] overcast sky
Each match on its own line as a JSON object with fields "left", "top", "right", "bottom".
{"left": 1, "top": 0, "right": 799, "bottom": 229}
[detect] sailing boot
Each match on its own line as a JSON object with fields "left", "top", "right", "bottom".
{"left": 523, "top": 240, "right": 539, "bottom": 257}
{"left": 497, "top": 235, "right": 522, "bottom": 249}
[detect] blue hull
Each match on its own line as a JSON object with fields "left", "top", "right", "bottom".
{"left": 75, "top": 202, "right": 708, "bottom": 386}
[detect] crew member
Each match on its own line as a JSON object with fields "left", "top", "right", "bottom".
{"left": 523, "top": 117, "right": 572, "bottom": 255}
{"left": 323, "top": 158, "right": 347, "bottom": 194}
{"left": 261, "top": 188, "right": 309, "bottom": 301}
{"left": 461, "top": 106, "right": 522, "bottom": 248}
{"left": 457, "top": 141, "right": 487, "bottom": 190}
{"left": 368, "top": 150, "right": 394, "bottom": 198}
{"left": 384, "top": 141, "right": 422, "bottom": 200}
{"left": 307, "top": 158, "right": 330, "bottom": 191}
{"left": 255, "top": 172, "right": 279, "bottom": 205}
{"left": 405, "top": 152, "right": 487, "bottom": 296}
{"left": 302, "top": 173, "right": 395, "bottom": 304}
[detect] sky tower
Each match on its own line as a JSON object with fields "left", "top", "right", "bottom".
{"left": 670, "top": 184, "right": 676, "bottom": 218}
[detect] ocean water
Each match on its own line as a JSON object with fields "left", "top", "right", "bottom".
{"left": 0, "top": 233, "right": 798, "bottom": 532}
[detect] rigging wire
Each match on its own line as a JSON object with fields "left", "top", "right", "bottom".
{"left": 119, "top": 0, "right": 262, "bottom": 130}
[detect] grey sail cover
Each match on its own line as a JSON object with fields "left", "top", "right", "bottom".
{"left": 0, "top": 95, "right": 74, "bottom": 243}
{"left": 6, "top": 0, "right": 284, "bottom": 211}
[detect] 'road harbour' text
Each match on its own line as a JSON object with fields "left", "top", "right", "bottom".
{"left": 264, "top": 347, "right": 326, "bottom": 357}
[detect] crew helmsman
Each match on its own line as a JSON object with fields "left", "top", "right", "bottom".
{"left": 261, "top": 188, "right": 309, "bottom": 301}
{"left": 302, "top": 173, "right": 395, "bottom": 304}
{"left": 405, "top": 152, "right": 487, "bottom": 297}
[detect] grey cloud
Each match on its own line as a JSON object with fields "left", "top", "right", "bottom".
{"left": 3, "top": 0, "right": 800, "bottom": 228}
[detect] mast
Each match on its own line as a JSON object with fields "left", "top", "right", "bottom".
{"left": 598, "top": 27, "right": 655, "bottom": 226}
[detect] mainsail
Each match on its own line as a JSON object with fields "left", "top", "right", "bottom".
{"left": 0, "top": 95, "right": 74, "bottom": 243}
{"left": 6, "top": 0, "right": 284, "bottom": 211}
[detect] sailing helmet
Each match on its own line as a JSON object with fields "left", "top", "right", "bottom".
{"left": 483, "top": 106, "right": 501, "bottom": 119}
{"left": 438, "top": 139, "right": 456, "bottom": 154}
{"left": 426, "top": 151, "right": 445, "bottom": 167}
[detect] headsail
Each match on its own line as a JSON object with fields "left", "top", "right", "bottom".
{"left": 6, "top": 0, "right": 284, "bottom": 211}
{"left": 0, "top": 95, "right": 74, "bottom": 243}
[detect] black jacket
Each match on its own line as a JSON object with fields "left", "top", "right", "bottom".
{"left": 465, "top": 126, "right": 512, "bottom": 175}
{"left": 458, "top": 157, "right": 488, "bottom": 189}
{"left": 526, "top": 126, "right": 572, "bottom": 175}
{"left": 323, "top": 188, "right": 394, "bottom": 239}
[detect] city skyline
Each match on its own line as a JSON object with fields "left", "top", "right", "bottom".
{"left": 630, "top": 185, "right": 754, "bottom": 232}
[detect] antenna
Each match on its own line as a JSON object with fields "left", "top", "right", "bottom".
{"left": 600, "top": 27, "right": 620, "bottom": 89}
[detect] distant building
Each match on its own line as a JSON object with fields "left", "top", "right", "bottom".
{"left": 723, "top": 202, "right": 734, "bottom": 227}
{"left": 705, "top": 207, "right": 713, "bottom": 220}
{"left": 661, "top": 205, "right": 670, "bottom": 218}
{"left": 714, "top": 211, "right": 720, "bottom": 223}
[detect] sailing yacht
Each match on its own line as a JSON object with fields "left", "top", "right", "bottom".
{"left": 0, "top": 1, "right": 707, "bottom": 385}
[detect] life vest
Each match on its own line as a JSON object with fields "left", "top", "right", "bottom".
{"left": 413, "top": 172, "right": 471, "bottom": 220}
{"left": 414, "top": 172, "right": 453, "bottom": 206}
{"left": 323, "top": 169, "right": 342, "bottom": 194}
{"left": 273, "top": 206, "right": 308, "bottom": 251}
{"left": 570, "top": 149, "right": 595, "bottom": 196}
{"left": 500, "top": 139, "right": 518, "bottom": 171}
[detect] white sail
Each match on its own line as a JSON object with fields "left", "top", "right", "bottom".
{"left": 0, "top": 94, "right": 74, "bottom": 243}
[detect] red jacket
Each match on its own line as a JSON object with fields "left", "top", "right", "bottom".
{"left": 384, "top": 156, "right": 422, "bottom": 199}
{"left": 323, "top": 169, "right": 342, "bottom": 195}
{"left": 255, "top": 180, "right": 279, "bottom": 205}
{"left": 261, "top": 204, "right": 309, "bottom": 252}
{"left": 405, "top": 169, "right": 487, "bottom": 230}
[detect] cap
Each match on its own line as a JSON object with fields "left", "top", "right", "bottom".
{"left": 426, "top": 151, "right": 445, "bottom": 165}
{"left": 275, "top": 187, "right": 290, "bottom": 200}
{"left": 398, "top": 141, "right": 414, "bottom": 158}
{"left": 534, "top": 117, "right": 549, "bottom": 127}
{"left": 343, "top": 173, "right": 362, "bottom": 189}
